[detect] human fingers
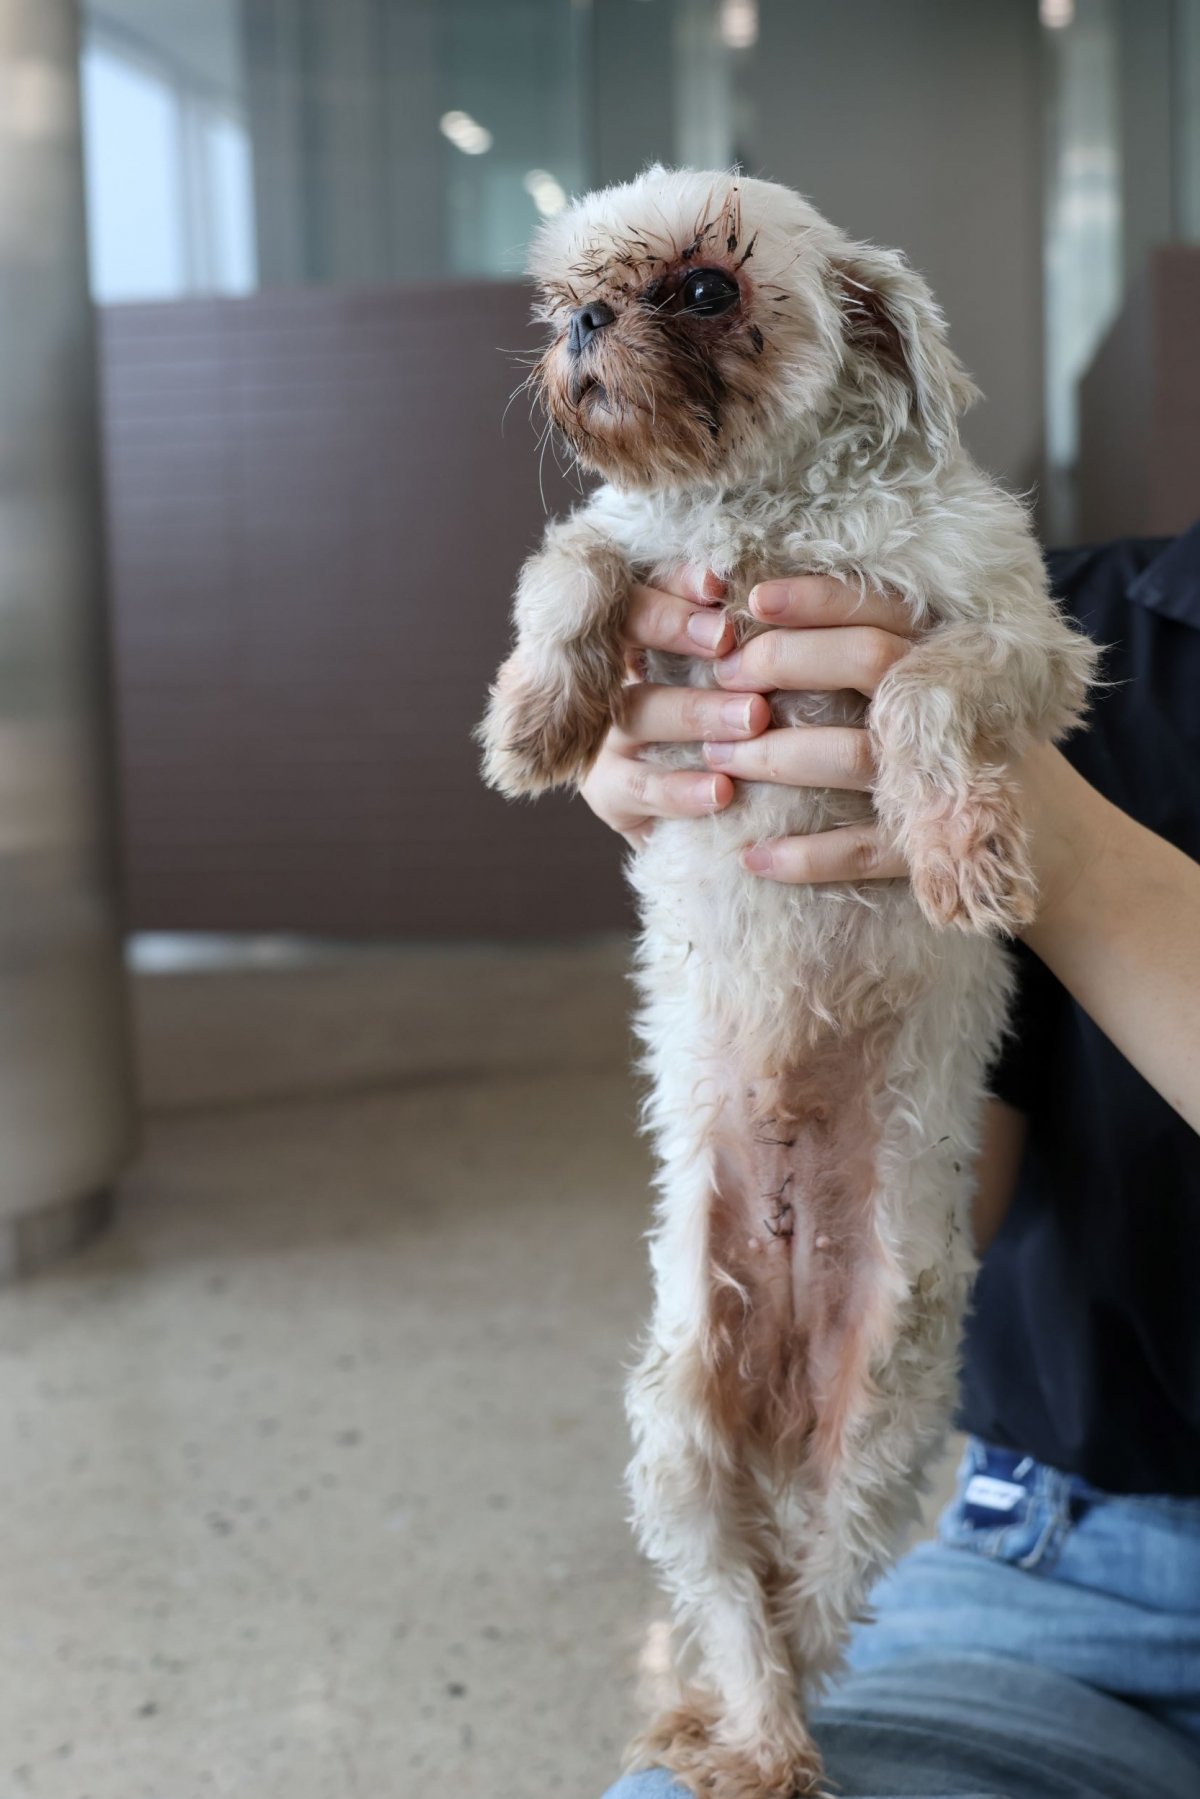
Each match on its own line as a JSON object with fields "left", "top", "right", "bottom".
{"left": 625, "top": 568, "right": 735, "bottom": 660}
{"left": 749, "top": 574, "right": 916, "bottom": 637}
{"left": 741, "top": 824, "right": 908, "bottom": 884}
{"left": 714, "top": 623, "right": 913, "bottom": 697}
{"left": 662, "top": 562, "right": 728, "bottom": 604}
{"left": 617, "top": 682, "right": 771, "bottom": 747}
{"left": 703, "top": 725, "right": 875, "bottom": 791}
{"left": 579, "top": 738, "right": 734, "bottom": 846}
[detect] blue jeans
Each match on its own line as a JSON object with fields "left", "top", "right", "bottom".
{"left": 603, "top": 1440, "right": 1200, "bottom": 1799}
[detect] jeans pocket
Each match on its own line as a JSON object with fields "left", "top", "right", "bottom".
{"left": 937, "top": 1442, "right": 1065, "bottom": 1569}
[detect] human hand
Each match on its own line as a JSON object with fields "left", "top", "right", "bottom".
{"left": 581, "top": 568, "right": 921, "bottom": 865}
{"left": 578, "top": 566, "right": 772, "bottom": 848}
{"left": 705, "top": 575, "right": 917, "bottom": 882}
{"left": 583, "top": 566, "right": 1113, "bottom": 953}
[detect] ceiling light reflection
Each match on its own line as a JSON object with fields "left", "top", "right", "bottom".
{"left": 439, "top": 109, "right": 493, "bottom": 155}
{"left": 523, "top": 168, "right": 567, "bottom": 217}
{"left": 720, "top": 0, "right": 758, "bottom": 50}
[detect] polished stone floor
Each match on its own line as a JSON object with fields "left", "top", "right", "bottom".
{"left": 0, "top": 940, "right": 956, "bottom": 1799}
{"left": 0, "top": 940, "right": 661, "bottom": 1799}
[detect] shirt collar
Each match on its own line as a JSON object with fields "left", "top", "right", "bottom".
{"left": 1127, "top": 518, "right": 1200, "bottom": 628}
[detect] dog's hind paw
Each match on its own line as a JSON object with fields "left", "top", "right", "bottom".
{"left": 630, "top": 1692, "right": 824, "bottom": 1798}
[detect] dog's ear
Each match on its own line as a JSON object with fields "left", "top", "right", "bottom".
{"left": 831, "top": 243, "right": 978, "bottom": 459}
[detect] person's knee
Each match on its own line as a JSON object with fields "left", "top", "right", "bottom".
{"left": 600, "top": 1771, "right": 687, "bottom": 1799}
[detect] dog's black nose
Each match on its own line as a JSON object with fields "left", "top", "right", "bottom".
{"left": 567, "top": 301, "right": 615, "bottom": 357}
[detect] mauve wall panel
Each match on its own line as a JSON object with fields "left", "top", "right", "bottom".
{"left": 1077, "top": 246, "right": 1200, "bottom": 544}
{"left": 97, "top": 283, "right": 630, "bottom": 938}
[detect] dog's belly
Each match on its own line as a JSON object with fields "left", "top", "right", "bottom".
{"left": 630, "top": 726, "right": 963, "bottom": 1479}
{"left": 632, "top": 773, "right": 929, "bottom": 1070}
{"left": 702, "top": 1036, "right": 896, "bottom": 1478}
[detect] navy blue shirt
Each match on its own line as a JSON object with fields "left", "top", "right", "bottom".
{"left": 959, "top": 522, "right": 1200, "bottom": 1496}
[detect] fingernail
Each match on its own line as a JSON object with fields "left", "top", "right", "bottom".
{"left": 704, "top": 740, "right": 734, "bottom": 766}
{"left": 743, "top": 845, "right": 772, "bottom": 873}
{"left": 720, "top": 697, "right": 753, "bottom": 731}
{"left": 687, "top": 610, "right": 726, "bottom": 651}
{"left": 715, "top": 650, "right": 742, "bottom": 683}
{"left": 750, "top": 583, "right": 786, "bottom": 617}
{"left": 702, "top": 777, "right": 724, "bottom": 808}
{"left": 701, "top": 569, "right": 728, "bottom": 601}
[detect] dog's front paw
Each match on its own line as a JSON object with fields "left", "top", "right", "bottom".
{"left": 631, "top": 1692, "right": 824, "bottom": 1799}
{"left": 477, "top": 650, "right": 617, "bottom": 797}
{"left": 908, "top": 771, "right": 1037, "bottom": 935}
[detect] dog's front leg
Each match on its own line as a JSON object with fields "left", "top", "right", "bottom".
{"left": 477, "top": 516, "right": 631, "bottom": 797}
{"left": 869, "top": 610, "right": 1098, "bottom": 934}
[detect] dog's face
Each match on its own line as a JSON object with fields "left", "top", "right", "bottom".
{"left": 528, "top": 168, "right": 974, "bottom": 492}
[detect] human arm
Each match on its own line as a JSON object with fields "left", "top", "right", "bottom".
{"left": 1015, "top": 741, "right": 1200, "bottom": 1133}
{"left": 972, "top": 1099, "right": 1028, "bottom": 1251}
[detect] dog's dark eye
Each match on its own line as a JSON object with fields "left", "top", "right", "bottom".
{"left": 679, "top": 268, "right": 741, "bottom": 317}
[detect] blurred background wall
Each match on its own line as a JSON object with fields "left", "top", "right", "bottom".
{"left": 75, "top": 0, "right": 1200, "bottom": 940}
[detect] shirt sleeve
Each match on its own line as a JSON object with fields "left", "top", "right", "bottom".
{"left": 986, "top": 939, "right": 1063, "bottom": 1117}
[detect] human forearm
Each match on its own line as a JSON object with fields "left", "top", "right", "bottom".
{"left": 1021, "top": 743, "right": 1200, "bottom": 1132}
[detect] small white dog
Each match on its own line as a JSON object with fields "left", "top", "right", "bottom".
{"left": 479, "top": 168, "right": 1096, "bottom": 1799}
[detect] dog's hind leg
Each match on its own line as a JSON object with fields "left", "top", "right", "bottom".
{"left": 774, "top": 1251, "right": 968, "bottom": 1707}
{"left": 623, "top": 1043, "right": 843, "bottom": 1799}
{"left": 772, "top": 1046, "right": 980, "bottom": 1708}
{"left": 626, "top": 1324, "right": 824, "bottom": 1799}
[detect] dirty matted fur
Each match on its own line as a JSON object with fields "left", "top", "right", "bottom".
{"left": 477, "top": 167, "right": 1098, "bottom": 1799}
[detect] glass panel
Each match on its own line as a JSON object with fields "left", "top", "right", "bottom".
{"left": 1042, "top": 0, "right": 1122, "bottom": 473}
{"left": 78, "top": 0, "right": 745, "bottom": 296}
{"left": 1179, "top": 0, "right": 1200, "bottom": 238}
{"left": 1041, "top": 0, "right": 1200, "bottom": 532}
{"left": 81, "top": 39, "right": 187, "bottom": 301}
{"left": 81, "top": 2, "right": 256, "bottom": 301}
{"left": 200, "top": 109, "right": 257, "bottom": 294}
{"left": 73, "top": 0, "right": 1200, "bottom": 526}
{"left": 436, "top": 0, "right": 589, "bottom": 278}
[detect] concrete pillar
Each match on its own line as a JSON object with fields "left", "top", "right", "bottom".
{"left": 0, "top": 0, "right": 136, "bottom": 1277}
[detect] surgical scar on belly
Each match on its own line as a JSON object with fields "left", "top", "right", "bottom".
{"left": 702, "top": 1032, "right": 897, "bottom": 1474}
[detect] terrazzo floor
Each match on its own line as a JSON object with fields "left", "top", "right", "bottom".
{"left": 0, "top": 939, "right": 957, "bottom": 1799}
{"left": 0, "top": 940, "right": 660, "bottom": 1799}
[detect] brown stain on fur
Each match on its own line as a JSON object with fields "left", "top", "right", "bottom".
{"left": 477, "top": 530, "right": 631, "bottom": 797}
{"left": 907, "top": 762, "right": 1038, "bottom": 935}
{"left": 534, "top": 187, "right": 776, "bottom": 489}
{"left": 699, "top": 1030, "right": 900, "bottom": 1487}
{"left": 631, "top": 1688, "right": 824, "bottom": 1799}
{"left": 480, "top": 632, "right": 626, "bottom": 795}
{"left": 537, "top": 293, "right": 754, "bottom": 488}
